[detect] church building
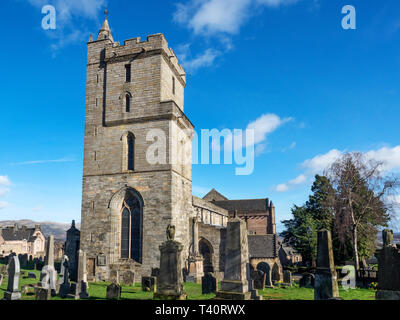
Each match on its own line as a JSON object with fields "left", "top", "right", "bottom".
{"left": 79, "top": 13, "right": 282, "bottom": 283}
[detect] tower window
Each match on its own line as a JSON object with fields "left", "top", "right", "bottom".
{"left": 127, "top": 134, "right": 134, "bottom": 171}
{"left": 125, "top": 64, "right": 131, "bottom": 83}
{"left": 172, "top": 76, "right": 175, "bottom": 95}
{"left": 120, "top": 190, "right": 143, "bottom": 262}
{"left": 126, "top": 94, "right": 131, "bottom": 112}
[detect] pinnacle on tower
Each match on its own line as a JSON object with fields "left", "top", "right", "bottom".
{"left": 97, "top": 8, "right": 114, "bottom": 42}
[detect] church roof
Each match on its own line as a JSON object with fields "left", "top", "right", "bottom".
{"left": 248, "top": 234, "right": 278, "bottom": 258}
{"left": 202, "top": 189, "right": 228, "bottom": 202}
{"left": 0, "top": 225, "right": 39, "bottom": 242}
{"left": 213, "top": 198, "right": 270, "bottom": 213}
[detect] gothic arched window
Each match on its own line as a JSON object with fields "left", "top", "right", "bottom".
{"left": 127, "top": 134, "right": 134, "bottom": 171}
{"left": 120, "top": 190, "right": 143, "bottom": 263}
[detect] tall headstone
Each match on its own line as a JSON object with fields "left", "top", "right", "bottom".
{"left": 38, "top": 235, "right": 57, "bottom": 296}
{"left": 265, "top": 268, "right": 273, "bottom": 288}
{"left": 253, "top": 270, "right": 266, "bottom": 290}
{"left": 314, "top": 230, "right": 339, "bottom": 300}
{"left": 216, "top": 213, "right": 252, "bottom": 300}
{"left": 59, "top": 256, "right": 71, "bottom": 298}
{"left": 186, "top": 217, "right": 204, "bottom": 283}
{"left": 3, "top": 255, "right": 21, "bottom": 300}
{"left": 283, "top": 270, "right": 292, "bottom": 286}
{"left": 106, "top": 282, "right": 121, "bottom": 299}
{"left": 376, "top": 229, "right": 400, "bottom": 300}
{"left": 154, "top": 225, "right": 187, "bottom": 300}
{"left": 75, "top": 250, "right": 89, "bottom": 299}
{"left": 65, "top": 220, "right": 80, "bottom": 282}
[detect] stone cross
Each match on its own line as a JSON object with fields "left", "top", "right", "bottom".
{"left": 314, "top": 229, "right": 339, "bottom": 300}
{"left": 4, "top": 255, "right": 21, "bottom": 300}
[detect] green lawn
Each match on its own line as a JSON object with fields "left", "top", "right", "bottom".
{"left": 0, "top": 267, "right": 376, "bottom": 300}
{"left": 259, "top": 284, "right": 376, "bottom": 300}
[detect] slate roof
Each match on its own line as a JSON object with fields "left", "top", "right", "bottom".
{"left": 213, "top": 199, "right": 270, "bottom": 213}
{"left": 248, "top": 234, "right": 278, "bottom": 258}
{"left": 202, "top": 189, "right": 228, "bottom": 202}
{"left": 0, "top": 225, "right": 38, "bottom": 242}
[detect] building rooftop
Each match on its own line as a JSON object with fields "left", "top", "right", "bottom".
{"left": 248, "top": 234, "right": 278, "bottom": 258}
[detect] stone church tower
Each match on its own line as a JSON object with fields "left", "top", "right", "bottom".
{"left": 80, "top": 14, "right": 194, "bottom": 281}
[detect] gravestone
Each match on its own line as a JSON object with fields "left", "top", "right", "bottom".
{"left": 35, "top": 287, "right": 51, "bottom": 300}
{"left": 142, "top": 276, "right": 157, "bottom": 292}
{"left": 283, "top": 270, "right": 292, "bottom": 286}
{"left": 59, "top": 256, "right": 71, "bottom": 298}
{"left": 202, "top": 272, "right": 217, "bottom": 294}
{"left": 65, "top": 220, "right": 80, "bottom": 282}
{"left": 253, "top": 270, "right": 266, "bottom": 290}
{"left": 109, "top": 269, "right": 119, "bottom": 284}
{"left": 299, "top": 273, "right": 315, "bottom": 288}
{"left": 4, "top": 255, "right": 22, "bottom": 300}
{"left": 38, "top": 235, "right": 57, "bottom": 296}
{"left": 216, "top": 213, "right": 252, "bottom": 300}
{"left": 376, "top": 229, "right": 400, "bottom": 300}
{"left": 154, "top": 225, "right": 186, "bottom": 300}
{"left": 122, "top": 270, "right": 135, "bottom": 286}
{"left": 265, "top": 268, "right": 273, "bottom": 288}
{"left": 314, "top": 230, "right": 339, "bottom": 300}
{"left": 106, "top": 282, "right": 121, "bottom": 299}
{"left": 75, "top": 250, "right": 89, "bottom": 299}
{"left": 151, "top": 268, "right": 160, "bottom": 277}
{"left": 0, "top": 274, "right": 3, "bottom": 286}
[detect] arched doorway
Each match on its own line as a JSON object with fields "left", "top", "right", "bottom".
{"left": 199, "top": 238, "right": 214, "bottom": 273}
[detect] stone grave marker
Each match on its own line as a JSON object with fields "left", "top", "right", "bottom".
{"left": 106, "top": 282, "right": 122, "bottom": 299}
{"left": 142, "top": 276, "right": 156, "bottom": 292}
{"left": 202, "top": 272, "right": 217, "bottom": 294}
{"left": 4, "top": 255, "right": 22, "bottom": 300}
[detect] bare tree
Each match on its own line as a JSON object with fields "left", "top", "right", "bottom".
{"left": 325, "top": 152, "right": 399, "bottom": 273}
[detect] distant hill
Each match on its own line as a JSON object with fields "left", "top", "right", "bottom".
{"left": 0, "top": 219, "right": 80, "bottom": 241}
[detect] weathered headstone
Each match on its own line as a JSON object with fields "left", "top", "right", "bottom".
{"left": 283, "top": 270, "right": 292, "bottom": 286}
{"left": 65, "top": 220, "right": 80, "bottom": 282}
{"left": 109, "top": 269, "right": 119, "bottom": 284}
{"left": 106, "top": 282, "right": 121, "bottom": 299}
{"left": 4, "top": 255, "right": 22, "bottom": 300}
{"left": 376, "top": 229, "right": 400, "bottom": 300}
{"left": 59, "top": 256, "right": 71, "bottom": 298}
{"left": 142, "top": 276, "right": 157, "bottom": 292}
{"left": 154, "top": 225, "right": 186, "bottom": 300}
{"left": 265, "top": 268, "right": 273, "bottom": 288}
{"left": 314, "top": 230, "right": 339, "bottom": 300}
{"left": 122, "top": 270, "right": 135, "bottom": 286}
{"left": 299, "top": 273, "right": 315, "bottom": 288}
{"left": 202, "top": 272, "right": 217, "bottom": 294}
{"left": 216, "top": 213, "right": 252, "bottom": 300}
{"left": 75, "top": 250, "right": 89, "bottom": 299}
{"left": 38, "top": 235, "right": 57, "bottom": 296}
{"left": 253, "top": 270, "right": 266, "bottom": 290}
{"left": 151, "top": 268, "right": 160, "bottom": 277}
{"left": 35, "top": 287, "right": 51, "bottom": 300}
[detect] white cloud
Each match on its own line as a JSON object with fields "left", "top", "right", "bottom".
{"left": 23, "top": 0, "right": 106, "bottom": 54}
{"left": 275, "top": 145, "right": 400, "bottom": 193}
{"left": 275, "top": 174, "right": 306, "bottom": 192}
{"left": 213, "top": 113, "right": 293, "bottom": 153}
{"left": 365, "top": 146, "right": 400, "bottom": 172}
{"left": 174, "top": 0, "right": 299, "bottom": 36}
{"left": 10, "top": 157, "right": 74, "bottom": 166}
{"left": 177, "top": 45, "right": 221, "bottom": 72}
{"left": 282, "top": 141, "right": 296, "bottom": 152}
{"left": 0, "top": 176, "right": 10, "bottom": 186}
{"left": 173, "top": 0, "right": 301, "bottom": 70}
{"left": 0, "top": 202, "right": 10, "bottom": 210}
{"left": 301, "top": 149, "right": 342, "bottom": 174}
{"left": 0, "top": 188, "right": 10, "bottom": 197}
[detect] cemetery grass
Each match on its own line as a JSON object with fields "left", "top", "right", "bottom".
{"left": 259, "top": 284, "right": 376, "bottom": 300}
{"left": 0, "top": 266, "right": 375, "bottom": 300}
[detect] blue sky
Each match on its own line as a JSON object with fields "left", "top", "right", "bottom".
{"left": 0, "top": 0, "right": 400, "bottom": 232}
